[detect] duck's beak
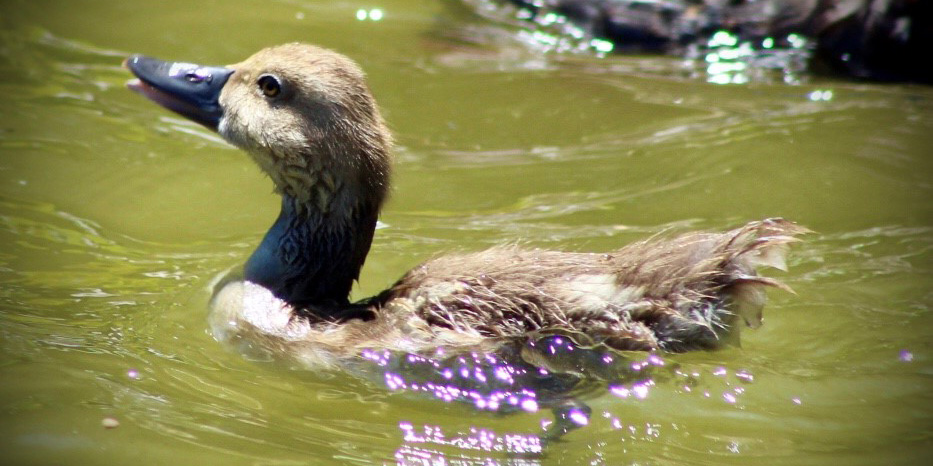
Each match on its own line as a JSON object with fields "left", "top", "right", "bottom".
{"left": 124, "top": 55, "right": 234, "bottom": 130}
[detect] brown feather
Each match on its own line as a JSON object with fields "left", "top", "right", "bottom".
{"left": 126, "top": 44, "right": 809, "bottom": 366}
{"left": 371, "top": 218, "right": 809, "bottom": 352}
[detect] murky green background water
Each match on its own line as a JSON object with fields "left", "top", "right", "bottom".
{"left": 1, "top": 1, "right": 931, "bottom": 464}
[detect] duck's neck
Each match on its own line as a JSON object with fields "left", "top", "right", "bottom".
{"left": 244, "top": 195, "right": 378, "bottom": 310}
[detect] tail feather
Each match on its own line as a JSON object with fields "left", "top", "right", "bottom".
{"left": 743, "top": 236, "right": 801, "bottom": 271}
{"left": 726, "top": 218, "right": 810, "bottom": 329}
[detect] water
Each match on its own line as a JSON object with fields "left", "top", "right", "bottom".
{"left": 1, "top": 0, "right": 931, "bottom": 464}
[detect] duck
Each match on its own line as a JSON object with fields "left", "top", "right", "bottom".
{"left": 125, "top": 43, "right": 807, "bottom": 369}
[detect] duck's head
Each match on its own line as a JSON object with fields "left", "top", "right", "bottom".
{"left": 126, "top": 43, "right": 391, "bottom": 215}
{"left": 127, "top": 44, "right": 393, "bottom": 306}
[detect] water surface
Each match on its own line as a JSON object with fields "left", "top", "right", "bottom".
{"left": 1, "top": 0, "right": 931, "bottom": 464}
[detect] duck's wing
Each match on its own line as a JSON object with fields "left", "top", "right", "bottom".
{"left": 378, "top": 218, "right": 808, "bottom": 352}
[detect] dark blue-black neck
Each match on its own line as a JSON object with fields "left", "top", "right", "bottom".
{"left": 244, "top": 195, "right": 377, "bottom": 310}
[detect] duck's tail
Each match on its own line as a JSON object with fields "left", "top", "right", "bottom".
{"left": 609, "top": 217, "right": 810, "bottom": 351}
{"left": 721, "top": 218, "right": 811, "bottom": 330}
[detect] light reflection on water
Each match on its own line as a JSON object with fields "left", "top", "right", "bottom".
{"left": 686, "top": 30, "right": 812, "bottom": 85}
{"left": 455, "top": 1, "right": 813, "bottom": 84}
{"left": 346, "top": 334, "right": 773, "bottom": 462}
{"left": 1, "top": 2, "right": 931, "bottom": 464}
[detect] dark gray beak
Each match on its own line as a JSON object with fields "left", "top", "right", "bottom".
{"left": 125, "top": 55, "right": 234, "bottom": 130}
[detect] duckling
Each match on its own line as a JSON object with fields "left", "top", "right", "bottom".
{"left": 125, "top": 43, "right": 807, "bottom": 368}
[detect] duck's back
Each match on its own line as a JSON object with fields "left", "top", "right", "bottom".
{"left": 378, "top": 218, "right": 807, "bottom": 352}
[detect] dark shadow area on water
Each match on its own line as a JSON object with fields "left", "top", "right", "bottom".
{"left": 447, "top": 0, "right": 932, "bottom": 84}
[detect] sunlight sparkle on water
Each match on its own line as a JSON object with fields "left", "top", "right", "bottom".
{"left": 355, "top": 8, "right": 383, "bottom": 21}
{"left": 591, "top": 38, "right": 614, "bottom": 53}
{"left": 808, "top": 89, "right": 834, "bottom": 101}
{"left": 632, "top": 382, "right": 651, "bottom": 399}
{"left": 367, "top": 349, "right": 541, "bottom": 413}
{"left": 709, "top": 30, "right": 739, "bottom": 47}
{"left": 610, "top": 380, "right": 654, "bottom": 400}
{"left": 699, "top": 30, "right": 811, "bottom": 85}
{"left": 397, "top": 422, "right": 543, "bottom": 456}
{"left": 569, "top": 408, "right": 589, "bottom": 426}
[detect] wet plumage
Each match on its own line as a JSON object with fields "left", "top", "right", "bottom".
{"left": 125, "top": 43, "right": 807, "bottom": 368}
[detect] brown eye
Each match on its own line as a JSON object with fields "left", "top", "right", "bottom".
{"left": 257, "top": 75, "right": 281, "bottom": 98}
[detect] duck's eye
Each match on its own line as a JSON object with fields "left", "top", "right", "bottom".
{"left": 257, "top": 75, "right": 281, "bottom": 98}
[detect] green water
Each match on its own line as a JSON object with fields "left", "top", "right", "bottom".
{"left": 1, "top": 0, "right": 931, "bottom": 464}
